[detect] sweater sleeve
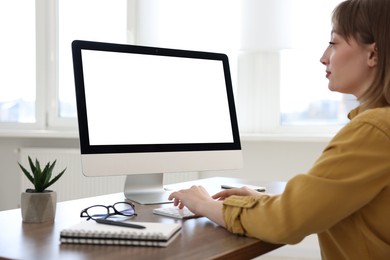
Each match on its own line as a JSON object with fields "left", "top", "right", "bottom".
{"left": 222, "top": 111, "right": 390, "bottom": 244}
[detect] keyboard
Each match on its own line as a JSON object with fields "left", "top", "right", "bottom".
{"left": 153, "top": 206, "right": 197, "bottom": 219}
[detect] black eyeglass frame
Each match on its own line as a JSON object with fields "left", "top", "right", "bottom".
{"left": 80, "top": 201, "right": 137, "bottom": 220}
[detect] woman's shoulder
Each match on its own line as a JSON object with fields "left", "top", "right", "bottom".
{"left": 355, "top": 106, "right": 390, "bottom": 119}
{"left": 352, "top": 106, "right": 390, "bottom": 133}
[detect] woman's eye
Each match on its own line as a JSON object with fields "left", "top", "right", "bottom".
{"left": 329, "top": 41, "right": 336, "bottom": 46}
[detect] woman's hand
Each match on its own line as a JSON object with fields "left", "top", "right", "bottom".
{"left": 212, "top": 186, "right": 264, "bottom": 200}
{"left": 168, "top": 185, "right": 212, "bottom": 213}
{"left": 168, "top": 185, "right": 225, "bottom": 227}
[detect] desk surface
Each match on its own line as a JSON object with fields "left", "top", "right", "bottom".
{"left": 0, "top": 177, "right": 285, "bottom": 260}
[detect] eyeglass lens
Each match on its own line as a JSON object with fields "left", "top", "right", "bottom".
{"left": 113, "top": 202, "right": 135, "bottom": 216}
{"left": 85, "top": 205, "right": 110, "bottom": 219}
{"left": 84, "top": 202, "right": 135, "bottom": 220}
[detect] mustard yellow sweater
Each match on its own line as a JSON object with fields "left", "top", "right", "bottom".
{"left": 223, "top": 107, "right": 390, "bottom": 259}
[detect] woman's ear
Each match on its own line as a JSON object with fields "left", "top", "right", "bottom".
{"left": 368, "top": 43, "right": 378, "bottom": 67}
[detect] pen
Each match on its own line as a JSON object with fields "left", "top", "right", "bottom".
{"left": 221, "top": 184, "right": 266, "bottom": 192}
{"left": 95, "top": 218, "right": 146, "bottom": 229}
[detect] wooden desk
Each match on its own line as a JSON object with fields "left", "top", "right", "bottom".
{"left": 0, "top": 177, "right": 285, "bottom": 260}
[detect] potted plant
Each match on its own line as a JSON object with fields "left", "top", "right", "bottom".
{"left": 18, "top": 156, "right": 66, "bottom": 223}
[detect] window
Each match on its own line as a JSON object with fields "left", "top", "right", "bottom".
{"left": 0, "top": 0, "right": 35, "bottom": 124}
{"left": 57, "top": 0, "right": 127, "bottom": 120}
{"left": 0, "top": 0, "right": 127, "bottom": 129}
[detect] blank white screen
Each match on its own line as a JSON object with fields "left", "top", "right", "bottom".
{"left": 82, "top": 50, "right": 234, "bottom": 145}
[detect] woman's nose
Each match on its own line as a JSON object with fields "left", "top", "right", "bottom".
{"left": 320, "top": 48, "right": 329, "bottom": 65}
{"left": 320, "top": 53, "right": 328, "bottom": 65}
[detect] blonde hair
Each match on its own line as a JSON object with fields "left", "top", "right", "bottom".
{"left": 332, "top": 0, "right": 390, "bottom": 109}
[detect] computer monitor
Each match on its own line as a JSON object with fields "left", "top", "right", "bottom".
{"left": 72, "top": 40, "right": 242, "bottom": 204}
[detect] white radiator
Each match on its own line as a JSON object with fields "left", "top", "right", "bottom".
{"left": 18, "top": 148, "right": 198, "bottom": 202}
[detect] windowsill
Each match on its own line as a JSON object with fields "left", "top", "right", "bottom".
{"left": 0, "top": 129, "right": 332, "bottom": 142}
{"left": 240, "top": 133, "right": 332, "bottom": 142}
{"left": 0, "top": 129, "right": 79, "bottom": 139}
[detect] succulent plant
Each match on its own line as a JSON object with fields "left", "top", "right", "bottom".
{"left": 18, "top": 156, "right": 67, "bottom": 193}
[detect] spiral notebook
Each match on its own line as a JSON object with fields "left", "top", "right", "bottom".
{"left": 60, "top": 220, "right": 182, "bottom": 247}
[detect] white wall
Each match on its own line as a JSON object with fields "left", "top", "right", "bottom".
{"left": 0, "top": 136, "right": 328, "bottom": 211}
{"left": 202, "top": 139, "right": 326, "bottom": 181}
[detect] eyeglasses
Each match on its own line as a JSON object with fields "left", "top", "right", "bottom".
{"left": 80, "top": 202, "right": 137, "bottom": 220}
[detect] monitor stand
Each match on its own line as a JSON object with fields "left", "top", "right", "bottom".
{"left": 123, "top": 173, "right": 173, "bottom": 205}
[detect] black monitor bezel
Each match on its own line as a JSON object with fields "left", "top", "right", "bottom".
{"left": 72, "top": 40, "right": 241, "bottom": 154}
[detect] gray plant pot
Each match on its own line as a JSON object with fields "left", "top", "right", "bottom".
{"left": 21, "top": 190, "right": 57, "bottom": 223}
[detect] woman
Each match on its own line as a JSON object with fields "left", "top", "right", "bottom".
{"left": 168, "top": 0, "right": 390, "bottom": 258}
